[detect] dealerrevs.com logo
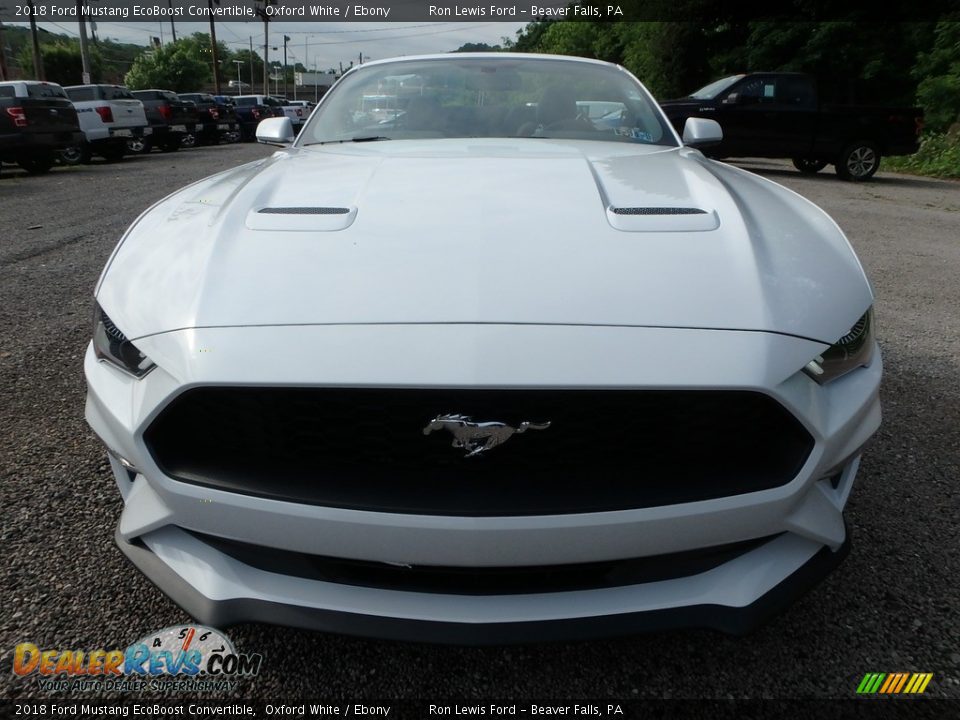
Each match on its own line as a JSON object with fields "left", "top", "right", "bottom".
{"left": 12, "top": 625, "right": 262, "bottom": 692}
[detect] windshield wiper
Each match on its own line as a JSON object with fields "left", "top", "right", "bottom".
{"left": 305, "top": 136, "right": 392, "bottom": 146}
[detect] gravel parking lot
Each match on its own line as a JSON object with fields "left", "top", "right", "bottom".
{"left": 1, "top": 147, "right": 958, "bottom": 701}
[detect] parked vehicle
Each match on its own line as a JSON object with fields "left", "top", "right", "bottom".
{"left": 63, "top": 84, "right": 149, "bottom": 163}
{"left": 660, "top": 72, "right": 924, "bottom": 181}
{"left": 88, "top": 54, "right": 881, "bottom": 642}
{"left": 238, "top": 95, "right": 310, "bottom": 131}
{"left": 178, "top": 93, "right": 237, "bottom": 145}
{"left": 177, "top": 99, "right": 200, "bottom": 147}
{"left": 270, "top": 95, "right": 310, "bottom": 130}
{"left": 211, "top": 96, "right": 242, "bottom": 142}
{"left": 130, "top": 90, "right": 196, "bottom": 153}
{"left": 0, "top": 80, "right": 83, "bottom": 175}
{"left": 231, "top": 95, "right": 273, "bottom": 141}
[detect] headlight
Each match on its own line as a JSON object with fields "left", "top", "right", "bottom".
{"left": 803, "top": 308, "right": 874, "bottom": 385}
{"left": 92, "top": 303, "right": 156, "bottom": 378}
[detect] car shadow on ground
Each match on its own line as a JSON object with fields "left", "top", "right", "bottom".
{"left": 731, "top": 161, "right": 951, "bottom": 189}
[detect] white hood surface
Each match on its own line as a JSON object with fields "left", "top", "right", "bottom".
{"left": 99, "top": 140, "right": 872, "bottom": 344}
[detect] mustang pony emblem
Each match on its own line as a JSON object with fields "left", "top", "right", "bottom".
{"left": 423, "top": 414, "right": 551, "bottom": 457}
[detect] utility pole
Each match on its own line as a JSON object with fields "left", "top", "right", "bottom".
{"left": 255, "top": 1, "right": 274, "bottom": 96}
{"left": 282, "top": 35, "right": 290, "bottom": 98}
{"left": 76, "top": 0, "right": 92, "bottom": 84}
{"left": 248, "top": 36, "right": 254, "bottom": 92}
{"left": 233, "top": 59, "right": 242, "bottom": 94}
{"left": 27, "top": 0, "right": 44, "bottom": 80}
{"left": 167, "top": 0, "right": 177, "bottom": 41}
{"left": 208, "top": 0, "right": 221, "bottom": 95}
{"left": 0, "top": 19, "right": 9, "bottom": 81}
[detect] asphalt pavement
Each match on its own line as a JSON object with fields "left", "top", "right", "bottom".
{"left": 1, "top": 147, "right": 958, "bottom": 702}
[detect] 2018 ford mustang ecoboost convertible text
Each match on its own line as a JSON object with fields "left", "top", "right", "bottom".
{"left": 85, "top": 54, "right": 881, "bottom": 643}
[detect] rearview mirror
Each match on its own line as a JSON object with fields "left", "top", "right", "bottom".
{"left": 256, "top": 117, "right": 295, "bottom": 146}
{"left": 682, "top": 117, "right": 723, "bottom": 148}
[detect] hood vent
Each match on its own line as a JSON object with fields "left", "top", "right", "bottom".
{"left": 606, "top": 205, "right": 719, "bottom": 233}
{"left": 246, "top": 205, "right": 357, "bottom": 231}
{"left": 612, "top": 207, "right": 707, "bottom": 216}
{"left": 258, "top": 207, "right": 350, "bottom": 215}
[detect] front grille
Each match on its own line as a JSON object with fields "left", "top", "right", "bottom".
{"left": 144, "top": 388, "right": 813, "bottom": 516}
{"left": 189, "top": 530, "right": 780, "bottom": 595}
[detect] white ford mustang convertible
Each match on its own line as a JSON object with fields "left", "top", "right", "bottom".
{"left": 86, "top": 54, "right": 881, "bottom": 642}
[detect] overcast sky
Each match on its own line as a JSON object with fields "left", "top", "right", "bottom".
{"left": 8, "top": 20, "right": 529, "bottom": 73}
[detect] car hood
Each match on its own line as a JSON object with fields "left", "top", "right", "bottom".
{"left": 98, "top": 139, "right": 872, "bottom": 344}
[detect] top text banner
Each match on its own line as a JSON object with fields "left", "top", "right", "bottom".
{"left": 3, "top": 0, "right": 944, "bottom": 22}
{"left": 1, "top": 0, "right": 630, "bottom": 22}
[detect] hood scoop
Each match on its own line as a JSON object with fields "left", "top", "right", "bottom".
{"left": 258, "top": 206, "right": 350, "bottom": 215}
{"left": 607, "top": 205, "right": 719, "bottom": 232}
{"left": 246, "top": 206, "right": 357, "bottom": 231}
{"left": 612, "top": 207, "right": 707, "bottom": 215}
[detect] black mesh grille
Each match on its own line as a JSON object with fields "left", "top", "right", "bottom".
{"left": 257, "top": 207, "right": 350, "bottom": 215}
{"left": 188, "top": 530, "right": 780, "bottom": 595}
{"left": 144, "top": 388, "right": 814, "bottom": 516}
{"left": 611, "top": 207, "right": 707, "bottom": 215}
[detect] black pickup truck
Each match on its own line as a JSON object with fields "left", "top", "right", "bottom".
{"left": 660, "top": 73, "right": 924, "bottom": 181}
{"left": 179, "top": 93, "right": 239, "bottom": 145}
{"left": 130, "top": 89, "right": 196, "bottom": 153}
{"left": 0, "top": 80, "right": 83, "bottom": 175}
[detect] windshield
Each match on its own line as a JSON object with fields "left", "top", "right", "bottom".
{"left": 299, "top": 57, "right": 676, "bottom": 147}
{"left": 688, "top": 75, "right": 744, "bottom": 100}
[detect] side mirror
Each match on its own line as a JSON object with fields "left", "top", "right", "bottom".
{"left": 682, "top": 117, "right": 723, "bottom": 148}
{"left": 256, "top": 117, "right": 295, "bottom": 146}
{"left": 721, "top": 92, "right": 739, "bottom": 105}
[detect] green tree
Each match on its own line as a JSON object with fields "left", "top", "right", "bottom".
{"left": 537, "top": 21, "right": 601, "bottom": 57}
{"left": 453, "top": 42, "right": 502, "bottom": 53}
{"left": 17, "top": 41, "right": 103, "bottom": 85}
{"left": 124, "top": 42, "right": 210, "bottom": 91}
{"left": 503, "top": 20, "right": 555, "bottom": 52}
{"left": 913, "top": 21, "right": 960, "bottom": 132}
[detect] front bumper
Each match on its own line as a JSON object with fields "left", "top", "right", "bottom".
{"left": 85, "top": 324, "right": 881, "bottom": 642}
{"left": 116, "top": 523, "right": 851, "bottom": 643}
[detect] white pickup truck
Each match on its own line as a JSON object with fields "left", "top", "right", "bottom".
{"left": 63, "top": 84, "right": 149, "bottom": 162}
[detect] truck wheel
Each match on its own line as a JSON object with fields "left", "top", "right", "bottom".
{"left": 62, "top": 142, "right": 93, "bottom": 165}
{"left": 836, "top": 141, "right": 880, "bottom": 181}
{"left": 793, "top": 158, "right": 828, "bottom": 174}
{"left": 180, "top": 133, "right": 196, "bottom": 148}
{"left": 17, "top": 154, "right": 56, "bottom": 175}
{"left": 127, "top": 137, "right": 152, "bottom": 154}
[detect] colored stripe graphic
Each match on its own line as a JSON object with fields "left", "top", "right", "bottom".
{"left": 857, "top": 672, "right": 933, "bottom": 694}
{"left": 879, "top": 674, "right": 897, "bottom": 693}
{"left": 903, "top": 674, "right": 920, "bottom": 694}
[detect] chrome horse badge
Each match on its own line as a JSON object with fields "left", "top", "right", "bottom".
{"left": 423, "top": 414, "right": 551, "bottom": 457}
